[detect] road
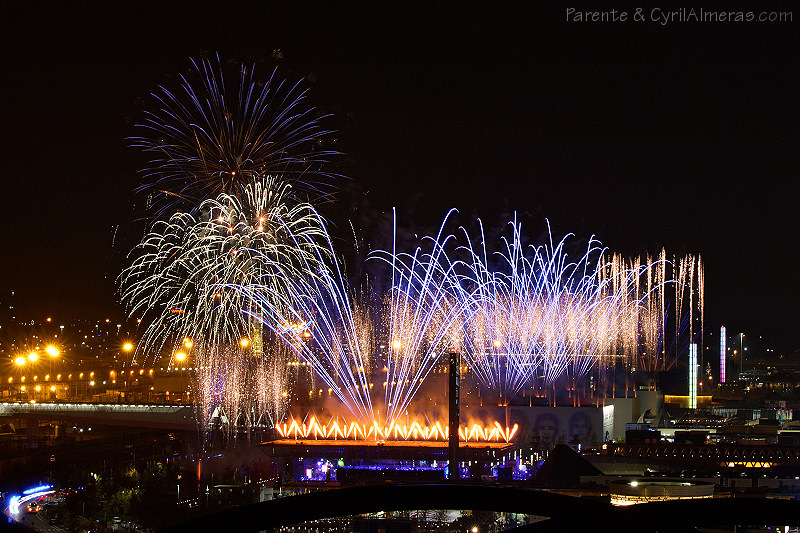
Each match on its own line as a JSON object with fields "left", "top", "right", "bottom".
{"left": 4, "top": 503, "right": 64, "bottom": 533}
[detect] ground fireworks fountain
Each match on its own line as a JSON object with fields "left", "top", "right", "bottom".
{"left": 233, "top": 210, "right": 703, "bottom": 435}
{"left": 450, "top": 216, "right": 650, "bottom": 402}
{"left": 274, "top": 416, "right": 518, "bottom": 443}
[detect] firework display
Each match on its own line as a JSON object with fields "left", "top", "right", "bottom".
{"left": 236, "top": 222, "right": 379, "bottom": 422}
{"left": 120, "top": 175, "right": 331, "bottom": 435}
{"left": 448, "top": 216, "right": 648, "bottom": 402}
{"left": 123, "top": 59, "right": 705, "bottom": 442}
{"left": 274, "top": 416, "right": 518, "bottom": 443}
{"left": 120, "top": 175, "right": 328, "bottom": 357}
{"left": 191, "top": 339, "right": 295, "bottom": 439}
{"left": 234, "top": 210, "right": 703, "bottom": 432}
{"left": 375, "top": 212, "right": 466, "bottom": 423}
{"left": 132, "top": 56, "right": 338, "bottom": 214}
{"left": 606, "top": 251, "right": 704, "bottom": 374}
{"left": 124, "top": 200, "right": 704, "bottom": 437}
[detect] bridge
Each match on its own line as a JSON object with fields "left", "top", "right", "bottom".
{"left": 0, "top": 402, "right": 197, "bottom": 431}
{"left": 610, "top": 441, "right": 800, "bottom": 471}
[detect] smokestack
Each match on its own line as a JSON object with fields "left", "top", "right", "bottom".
{"left": 448, "top": 347, "right": 460, "bottom": 480}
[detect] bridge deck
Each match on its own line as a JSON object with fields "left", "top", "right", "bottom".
{"left": 0, "top": 402, "right": 197, "bottom": 430}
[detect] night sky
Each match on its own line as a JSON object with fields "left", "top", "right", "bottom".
{"left": 2, "top": 3, "right": 798, "bottom": 352}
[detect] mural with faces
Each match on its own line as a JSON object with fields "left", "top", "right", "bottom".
{"left": 464, "top": 406, "right": 601, "bottom": 451}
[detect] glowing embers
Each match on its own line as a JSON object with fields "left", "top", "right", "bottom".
{"left": 276, "top": 416, "right": 518, "bottom": 443}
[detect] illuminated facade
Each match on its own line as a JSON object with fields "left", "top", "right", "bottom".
{"left": 689, "top": 343, "right": 698, "bottom": 409}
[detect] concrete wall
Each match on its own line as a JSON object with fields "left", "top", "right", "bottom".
{"left": 603, "top": 398, "right": 639, "bottom": 441}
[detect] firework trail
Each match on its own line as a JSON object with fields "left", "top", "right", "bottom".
{"left": 629, "top": 251, "right": 668, "bottom": 372}
{"left": 192, "top": 344, "right": 249, "bottom": 440}
{"left": 450, "top": 217, "right": 653, "bottom": 400}
{"left": 132, "top": 55, "right": 338, "bottom": 214}
{"left": 191, "top": 329, "right": 293, "bottom": 439}
{"left": 120, "top": 175, "right": 328, "bottom": 364}
{"left": 237, "top": 220, "right": 378, "bottom": 422}
{"left": 374, "top": 210, "right": 466, "bottom": 424}
{"left": 245, "top": 209, "right": 466, "bottom": 424}
{"left": 255, "top": 341, "right": 293, "bottom": 426}
{"left": 605, "top": 251, "right": 704, "bottom": 374}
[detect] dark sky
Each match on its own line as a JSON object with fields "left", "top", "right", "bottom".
{"left": 1, "top": 3, "right": 798, "bottom": 352}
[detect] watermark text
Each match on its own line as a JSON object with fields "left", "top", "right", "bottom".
{"left": 565, "top": 7, "right": 793, "bottom": 25}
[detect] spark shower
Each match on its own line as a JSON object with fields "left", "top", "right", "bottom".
{"left": 122, "top": 57, "right": 704, "bottom": 440}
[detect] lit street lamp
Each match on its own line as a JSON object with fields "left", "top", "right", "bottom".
{"left": 46, "top": 345, "right": 59, "bottom": 392}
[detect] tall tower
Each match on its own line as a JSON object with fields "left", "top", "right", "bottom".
{"left": 448, "top": 347, "right": 460, "bottom": 480}
{"left": 719, "top": 326, "right": 726, "bottom": 384}
{"left": 688, "top": 343, "right": 698, "bottom": 409}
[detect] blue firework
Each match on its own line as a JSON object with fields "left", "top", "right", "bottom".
{"left": 132, "top": 55, "right": 339, "bottom": 214}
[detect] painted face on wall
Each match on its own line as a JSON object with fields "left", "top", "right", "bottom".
{"left": 568, "top": 412, "right": 592, "bottom": 443}
{"left": 535, "top": 413, "right": 559, "bottom": 442}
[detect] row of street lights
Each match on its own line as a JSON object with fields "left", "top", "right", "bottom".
{"left": 14, "top": 345, "right": 60, "bottom": 368}
{"left": 11, "top": 346, "right": 60, "bottom": 401}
